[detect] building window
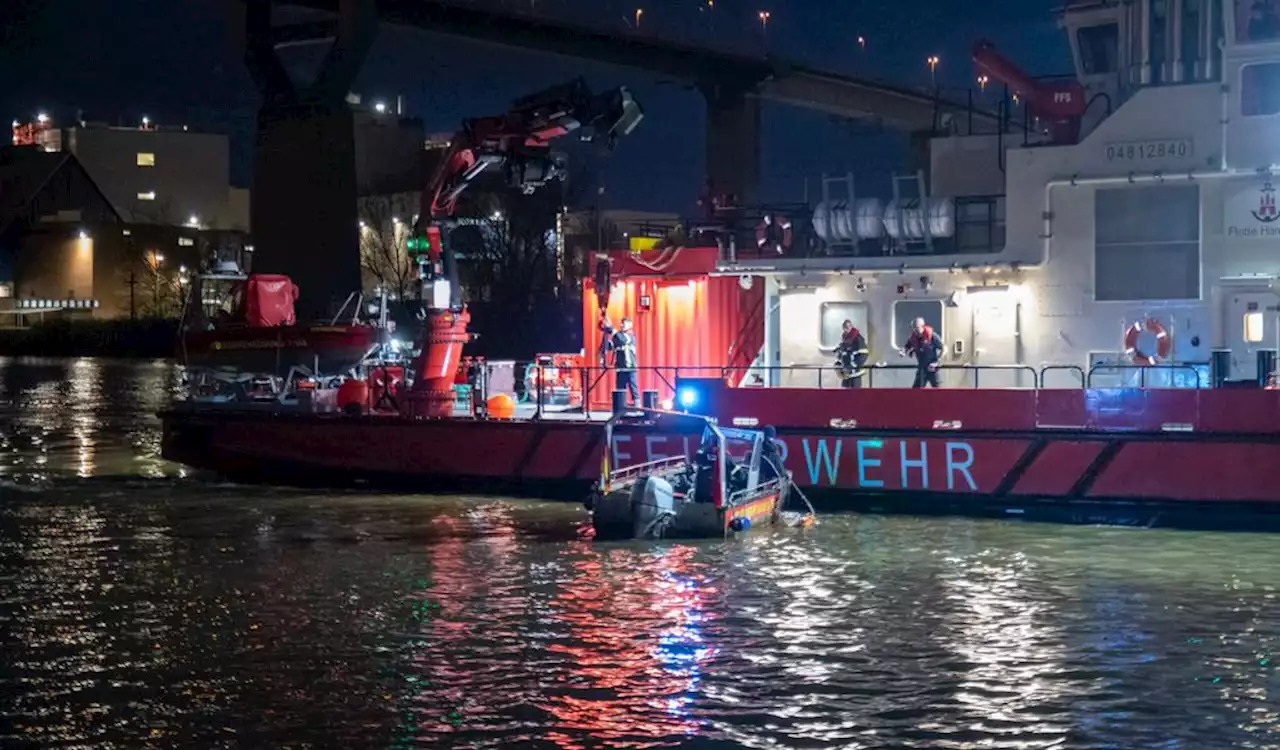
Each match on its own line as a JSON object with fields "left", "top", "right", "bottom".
{"left": 1245, "top": 312, "right": 1266, "bottom": 343}
{"left": 137, "top": 191, "right": 156, "bottom": 201}
{"left": 0, "top": 284, "right": 11, "bottom": 299}
{"left": 818, "top": 301, "right": 868, "bottom": 349}
{"left": 1242, "top": 63, "right": 1280, "bottom": 116}
{"left": 1094, "top": 185, "right": 1200, "bottom": 301}
{"left": 1077, "top": 24, "right": 1119, "bottom": 75}
{"left": 178, "top": 237, "right": 195, "bottom": 247}
{"left": 136, "top": 152, "right": 156, "bottom": 167}
{"left": 893, "top": 299, "right": 945, "bottom": 348}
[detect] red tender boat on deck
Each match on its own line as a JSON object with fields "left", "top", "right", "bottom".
{"left": 177, "top": 267, "right": 381, "bottom": 387}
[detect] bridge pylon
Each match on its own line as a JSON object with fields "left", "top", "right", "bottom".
{"left": 233, "top": 0, "right": 377, "bottom": 318}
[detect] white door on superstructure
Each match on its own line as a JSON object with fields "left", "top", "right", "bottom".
{"left": 1225, "top": 290, "right": 1280, "bottom": 381}
{"left": 970, "top": 289, "right": 1022, "bottom": 387}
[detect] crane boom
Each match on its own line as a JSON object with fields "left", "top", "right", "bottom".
{"left": 971, "top": 40, "right": 1084, "bottom": 144}
{"left": 401, "top": 79, "right": 643, "bottom": 418}
{"left": 408, "top": 77, "right": 643, "bottom": 312}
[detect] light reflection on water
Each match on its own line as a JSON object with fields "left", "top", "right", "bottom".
{"left": 0, "top": 358, "right": 1278, "bottom": 748}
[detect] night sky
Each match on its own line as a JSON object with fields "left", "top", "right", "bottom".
{"left": 1, "top": 0, "right": 1068, "bottom": 211}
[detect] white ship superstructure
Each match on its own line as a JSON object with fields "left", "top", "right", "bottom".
{"left": 725, "top": 0, "right": 1280, "bottom": 388}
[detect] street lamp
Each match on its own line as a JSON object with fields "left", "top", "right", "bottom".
{"left": 978, "top": 74, "right": 989, "bottom": 92}
{"left": 857, "top": 36, "right": 866, "bottom": 51}
{"left": 635, "top": 8, "right": 642, "bottom": 27}
{"left": 927, "top": 55, "right": 940, "bottom": 88}
{"left": 758, "top": 10, "right": 771, "bottom": 32}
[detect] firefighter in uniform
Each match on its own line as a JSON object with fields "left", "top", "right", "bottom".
{"left": 604, "top": 316, "right": 640, "bottom": 404}
{"left": 902, "top": 317, "right": 944, "bottom": 388}
{"left": 835, "top": 319, "right": 870, "bottom": 388}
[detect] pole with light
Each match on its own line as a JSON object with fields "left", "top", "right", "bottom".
{"left": 927, "top": 55, "right": 940, "bottom": 88}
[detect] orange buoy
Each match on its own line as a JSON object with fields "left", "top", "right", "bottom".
{"left": 336, "top": 378, "right": 369, "bottom": 416}
{"left": 486, "top": 393, "right": 516, "bottom": 419}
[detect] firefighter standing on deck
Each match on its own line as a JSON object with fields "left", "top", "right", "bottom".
{"left": 835, "top": 319, "right": 870, "bottom": 388}
{"left": 902, "top": 317, "right": 944, "bottom": 388}
{"left": 603, "top": 316, "right": 640, "bottom": 404}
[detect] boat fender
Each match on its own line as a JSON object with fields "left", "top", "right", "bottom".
{"left": 729, "top": 516, "right": 751, "bottom": 532}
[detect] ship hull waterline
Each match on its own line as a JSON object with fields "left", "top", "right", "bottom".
{"left": 160, "top": 407, "right": 1280, "bottom": 532}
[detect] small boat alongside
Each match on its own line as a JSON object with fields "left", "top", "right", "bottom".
{"left": 586, "top": 410, "right": 811, "bottom": 540}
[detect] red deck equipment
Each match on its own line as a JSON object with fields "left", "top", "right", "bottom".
{"left": 582, "top": 247, "right": 764, "bottom": 408}
{"left": 242, "top": 274, "right": 299, "bottom": 327}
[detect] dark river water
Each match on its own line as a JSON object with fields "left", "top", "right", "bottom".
{"left": 1, "top": 357, "right": 1278, "bottom": 748}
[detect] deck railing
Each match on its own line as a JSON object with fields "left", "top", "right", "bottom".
{"left": 506, "top": 361, "right": 1220, "bottom": 419}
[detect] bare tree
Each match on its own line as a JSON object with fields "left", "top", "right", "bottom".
{"left": 115, "top": 247, "right": 185, "bottom": 319}
{"left": 357, "top": 193, "right": 419, "bottom": 301}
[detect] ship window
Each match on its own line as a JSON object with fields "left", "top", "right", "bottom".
{"left": 1236, "top": 0, "right": 1280, "bottom": 44}
{"left": 893, "top": 299, "right": 945, "bottom": 349}
{"left": 1242, "top": 63, "right": 1280, "bottom": 116}
{"left": 1077, "top": 24, "right": 1119, "bottom": 75}
{"left": 955, "top": 197, "right": 1006, "bottom": 252}
{"left": 1245, "top": 311, "right": 1266, "bottom": 342}
{"left": 137, "top": 191, "right": 156, "bottom": 201}
{"left": 136, "top": 152, "right": 155, "bottom": 167}
{"left": 1094, "top": 185, "right": 1200, "bottom": 301}
{"left": 819, "top": 301, "right": 868, "bottom": 350}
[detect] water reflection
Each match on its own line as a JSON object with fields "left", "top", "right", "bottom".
{"left": 0, "top": 359, "right": 1279, "bottom": 747}
{"left": 0, "top": 357, "right": 182, "bottom": 484}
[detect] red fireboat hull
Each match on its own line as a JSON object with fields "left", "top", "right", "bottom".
{"left": 161, "top": 386, "right": 1280, "bottom": 530}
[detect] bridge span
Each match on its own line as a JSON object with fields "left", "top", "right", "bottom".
{"left": 234, "top": 0, "right": 1004, "bottom": 315}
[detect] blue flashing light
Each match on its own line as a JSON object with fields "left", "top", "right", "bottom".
{"left": 677, "top": 386, "right": 698, "bottom": 410}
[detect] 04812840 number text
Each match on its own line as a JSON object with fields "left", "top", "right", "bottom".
{"left": 1104, "top": 139, "right": 1192, "bottom": 162}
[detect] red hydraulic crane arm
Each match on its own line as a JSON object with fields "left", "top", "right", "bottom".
{"left": 408, "top": 77, "right": 643, "bottom": 317}
{"left": 421, "top": 77, "right": 644, "bottom": 224}
{"left": 971, "top": 40, "right": 1085, "bottom": 120}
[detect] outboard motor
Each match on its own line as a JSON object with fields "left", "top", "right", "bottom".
{"left": 631, "top": 475, "right": 677, "bottom": 539}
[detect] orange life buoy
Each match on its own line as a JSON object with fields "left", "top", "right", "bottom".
{"left": 755, "top": 214, "right": 793, "bottom": 254}
{"left": 1123, "top": 318, "right": 1172, "bottom": 365}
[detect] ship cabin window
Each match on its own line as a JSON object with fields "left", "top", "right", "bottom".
{"left": 1077, "top": 23, "right": 1120, "bottom": 75}
{"left": 1094, "top": 184, "right": 1200, "bottom": 301}
{"left": 1245, "top": 311, "right": 1266, "bottom": 342}
{"left": 955, "top": 196, "right": 1006, "bottom": 253}
{"left": 818, "top": 301, "right": 869, "bottom": 350}
{"left": 1236, "top": 0, "right": 1280, "bottom": 43}
{"left": 1242, "top": 63, "right": 1280, "bottom": 115}
{"left": 893, "top": 299, "right": 945, "bottom": 349}
{"left": 136, "top": 152, "right": 155, "bottom": 167}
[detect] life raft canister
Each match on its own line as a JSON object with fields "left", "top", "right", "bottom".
{"left": 1123, "top": 317, "right": 1172, "bottom": 365}
{"left": 755, "top": 214, "right": 793, "bottom": 254}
